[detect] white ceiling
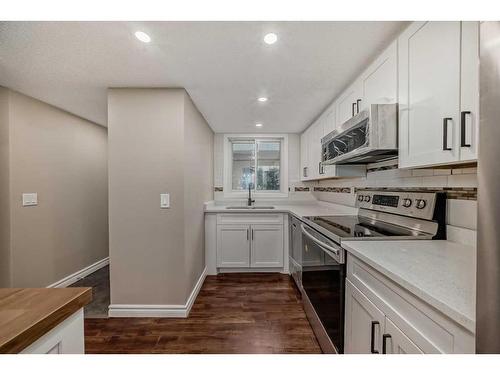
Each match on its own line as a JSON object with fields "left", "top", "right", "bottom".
{"left": 0, "top": 21, "right": 407, "bottom": 133}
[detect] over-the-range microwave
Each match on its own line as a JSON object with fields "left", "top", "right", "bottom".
{"left": 321, "top": 103, "right": 398, "bottom": 165}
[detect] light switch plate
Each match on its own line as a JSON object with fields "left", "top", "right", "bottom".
{"left": 160, "top": 193, "right": 170, "bottom": 208}
{"left": 22, "top": 193, "right": 38, "bottom": 206}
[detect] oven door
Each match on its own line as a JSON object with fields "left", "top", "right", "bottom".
{"left": 301, "top": 224, "right": 346, "bottom": 354}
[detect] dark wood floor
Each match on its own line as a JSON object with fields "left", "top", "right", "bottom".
{"left": 71, "top": 266, "right": 110, "bottom": 318}
{"left": 84, "top": 273, "right": 322, "bottom": 354}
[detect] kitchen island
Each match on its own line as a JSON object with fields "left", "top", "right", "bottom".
{"left": 0, "top": 287, "right": 92, "bottom": 354}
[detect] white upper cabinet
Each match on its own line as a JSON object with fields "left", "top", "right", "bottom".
{"left": 359, "top": 41, "right": 398, "bottom": 111}
{"left": 459, "top": 21, "right": 480, "bottom": 162}
{"left": 300, "top": 129, "right": 309, "bottom": 179}
{"left": 323, "top": 104, "right": 336, "bottom": 137}
{"left": 336, "top": 79, "right": 363, "bottom": 126}
{"left": 308, "top": 119, "right": 323, "bottom": 180}
{"left": 398, "top": 21, "right": 479, "bottom": 168}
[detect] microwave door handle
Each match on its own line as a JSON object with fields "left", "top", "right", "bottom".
{"left": 301, "top": 225, "right": 339, "bottom": 256}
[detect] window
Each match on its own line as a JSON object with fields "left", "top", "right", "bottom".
{"left": 256, "top": 141, "right": 280, "bottom": 191}
{"left": 225, "top": 135, "right": 288, "bottom": 197}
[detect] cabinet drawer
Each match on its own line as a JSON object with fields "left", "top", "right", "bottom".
{"left": 217, "top": 213, "right": 284, "bottom": 225}
{"left": 347, "top": 254, "right": 474, "bottom": 353}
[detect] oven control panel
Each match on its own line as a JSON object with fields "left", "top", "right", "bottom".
{"left": 356, "top": 190, "right": 438, "bottom": 220}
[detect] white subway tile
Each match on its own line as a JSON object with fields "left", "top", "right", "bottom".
{"left": 462, "top": 167, "right": 477, "bottom": 174}
{"left": 422, "top": 176, "right": 448, "bottom": 187}
{"left": 433, "top": 169, "right": 452, "bottom": 176}
{"left": 447, "top": 173, "right": 478, "bottom": 188}
{"left": 412, "top": 169, "right": 435, "bottom": 177}
{"left": 447, "top": 199, "right": 477, "bottom": 230}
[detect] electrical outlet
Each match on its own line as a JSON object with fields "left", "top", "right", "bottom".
{"left": 22, "top": 193, "right": 38, "bottom": 206}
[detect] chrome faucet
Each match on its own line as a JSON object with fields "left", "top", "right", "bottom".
{"left": 247, "top": 184, "right": 255, "bottom": 207}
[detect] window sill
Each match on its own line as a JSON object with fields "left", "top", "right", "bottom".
{"left": 223, "top": 191, "right": 289, "bottom": 199}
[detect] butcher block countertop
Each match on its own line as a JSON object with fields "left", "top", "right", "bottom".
{"left": 0, "top": 287, "right": 92, "bottom": 353}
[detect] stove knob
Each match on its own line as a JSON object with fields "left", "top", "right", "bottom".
{"left": 357, "top": 195, "right": 364, "bottom": 202}
{"left": 402, "top": 198, "right": 412, "bottom": 208}
{"left": 416, "top": 199, "right": 427, "bottom": 209}
{"left": 364, "top": 195, "right": 371, "bottom": 202}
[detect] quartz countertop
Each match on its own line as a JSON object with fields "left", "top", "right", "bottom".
{"left": 342, "top": 240, "right": 476, "bottom": 333}
{"left": 204, "top": 201, "right": 357, "bottom": 218}
{"left": 0, "top": 287, "right": 92, "bottom": 353}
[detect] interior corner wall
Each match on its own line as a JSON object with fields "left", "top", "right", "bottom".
{"left": 108, "top": 88, "right": 188, "bottom": 306}
{"left": 1, "top": 88, "right": 109, "bottom": 288}
{"left": 0, "top": 88, "right": 11, "bottom": 287}
{"left": 183, "top": 92, "right": 214, "bottom": 296}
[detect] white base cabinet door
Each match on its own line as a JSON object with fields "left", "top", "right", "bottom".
{"left": 383, "top": 317, "right": 423, "bottom": 354}
{"left": 345, "top": 254, "right": 475, "bottom": 354}
{"left": 345, "top": 280, "right": 385, "bottom": 354}
{"left": 250, "top": 224, "right": 284, "bottom": 268}
{"left": 21, "top": 309, "right": 85, "bottom": 354}
{"left": 214, "top": 214, "right": 285, "bottom": 271}
{"left": 217, "top": 224, "right": 250, "bottom": 268}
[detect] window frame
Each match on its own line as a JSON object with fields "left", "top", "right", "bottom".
{"left": 223, "top": 134, "right": 288, "bottom": 199}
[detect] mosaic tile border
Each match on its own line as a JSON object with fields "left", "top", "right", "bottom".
{"left": 294, "top": 187, "right": 310, "bottom": 192}
{"left": 313, "top": 187, "right": 351, "bottom": 193}
{"left": 355, "top": 187, "right": 477, "bottom": 201}
{"left": 366, "top": 164, "right": 399, "bottom": 173}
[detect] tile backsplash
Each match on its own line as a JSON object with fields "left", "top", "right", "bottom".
{"left": 304, "top": 163, "right": 478, "bottom": 231}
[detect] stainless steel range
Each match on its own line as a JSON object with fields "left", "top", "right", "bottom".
{"left": 299, "top": 190, "right": 446, "bottom": 354}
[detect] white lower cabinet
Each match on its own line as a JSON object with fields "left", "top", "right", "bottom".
{"left": 215, "top": 214, "right": 284, "bottom": 270}
{"left": 345, "top": 255, "right": 475, "bottom": 354}
{"left": 250, "top": 224, "right": 284, "bottom": 268}
{"left": 345, "top": 280, "right": 385, "bottom": 354}
{"left": 21, "top": 309, "right": 85, "bottom": 354}
{"left": 217, "top": 224, "right": 250, "bottom": 267}
{"left": 384, "top": 317, "right": 423, "bottom": 354}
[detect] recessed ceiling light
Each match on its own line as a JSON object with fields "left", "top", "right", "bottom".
{"left": 258, "top": 97, "right": 268, "bottom": 102}
{"left": 255, "top": 123, "right": 263, "bottom": 128}
{"left": 135, "top": 31, "right": 151, "bottom": 43}
{"left": 264, "top": 33, "right": 278, "bottom": 45}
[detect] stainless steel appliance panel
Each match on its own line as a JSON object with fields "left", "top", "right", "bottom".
{"left": 321, "top": 104, "right": 398, "bottom": 165}
{"left": 477, "top": 21, "right": 500, "bottom": 353}
{"left": 301, "top": 223, "right": 345, "bottom": 353}
{"left": 289, "top": 215, "right": 303, "bottom": 290}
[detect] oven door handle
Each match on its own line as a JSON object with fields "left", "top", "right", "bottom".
{"left": 301, "top": 224, "right": 340, "bottom": 257}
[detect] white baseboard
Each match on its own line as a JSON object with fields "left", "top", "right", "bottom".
{"left": 108, "top": 266, "right": 207, "bottom": 318}
{"left": 217, "top": 267, "right": 284, "bottom": 273}
{"left": 47, "top": 257, "right": 109, "bottom": 288}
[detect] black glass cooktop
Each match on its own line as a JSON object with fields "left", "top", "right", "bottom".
{"left": 304, "top": 215, "right": 428, "bottom": 239}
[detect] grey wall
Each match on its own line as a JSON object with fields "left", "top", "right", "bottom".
{"left": 0, "top": 88, "right": 11, "bottom": 287}
{"left": 183, "top": 92, "right": 213, "bottom": 296}
{"left": 108, "top": 88, "right": 213, "bottom": 307}
{"left": 0, "top": 88, "right": 109, "bottom": 287}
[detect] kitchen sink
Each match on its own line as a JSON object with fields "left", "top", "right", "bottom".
{"left": 226, "top": 206, "right": 275, "bottom": 210}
